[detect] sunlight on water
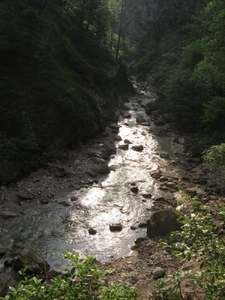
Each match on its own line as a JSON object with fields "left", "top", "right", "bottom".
{"left": 0, "top": 90, "right": 175, "bottom": 270}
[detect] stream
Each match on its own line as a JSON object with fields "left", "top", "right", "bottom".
{"left": 0, "top": 84, "right": 176, "bottom": 272}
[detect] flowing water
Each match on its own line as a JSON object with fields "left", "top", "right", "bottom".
{"left": 0, "top": 87, "right": 174, "bottom": 271}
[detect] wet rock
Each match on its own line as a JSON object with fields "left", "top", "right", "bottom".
{"left": 136, "top": 115, "right": 146, "bottom": 123}
{"left": 109, "top": 223, "right": 123, "bottom": 232}
{"left": 118, "top": 144, "right": 129, "bottom": 150}
{"left": 159, "top": 152, "right": 169, "bottom": 159}
{"left": 124, "top": 139, "right": 132, "bottom": 144}
{"left": 145, "top": 102, "right": 157, "bottom": 115}
{"left": 47, "top": 163, "right": 67, "bottom": 177}
{"left": 86, "top": 169, "right": 97, "bottom": 177}
{"left": 153, "top": 267, "right": 165, "bottom": 279}
{"left": 131, "top": 145, "right": 144, "bottom": 152}
{"left": 130, "top": 225, "right": 138, "bottom": 230}
{"left": 124, "top": 113, "right": 131, "bottom": 119}
{"left": 138, "top": 221, "right": 147, "bottom": 228}
{"left": 130, "top": 186, "right": 139, "bottom": 193}
{"left": 88, "top": 227, "right": 97, "bottom": 235}
{"left": 0, "top": 275, "right": 8, "bottom": 297}
{"left": 150, "top": 169, "right": 162, "bottom": 180}
{"left": 154, "top": 115, "right": 167, "bottom": 126}
{"left": 156, "top": 129, "right": 168, "bottom": 136}
{"left": 0, "top": 160, "right": 22, "bottom": 185}
{"left": 4, "top": 259, "right": 13, "bottom": 267}
{"left": 141, "top": 193, "right": 152, "bottom": 199}
{"left": 0, "top": 211, "right": 17, "bottom": 219}
{"left": 147, "top": 209, "right": 181, "bottom": 238}
{"left": 18, "top": 189, "right": 34, "bottom": 200}
{"left": 178, "top": 137, "right": 185, "bottom": 144}
{"left": 109, "top": 123, "right": 120, "bottom": 131}
{"left": 114, "top": 135, "right": 122, "bottom": 141}
{"left": 90, "top": 164, "right": 111, "bottom": 175}
{"left": 70, "top": 194, "right": 78, "bottom": 201}
{"left": 134, "top": 237, "right": 146, "bottom": 245}
{"left": 59, "top": 200, "right": 72, "bottom": 207}
{"left": 0, "top": 244, "right": 6, "bottom": 258}
{"left": 13, "top": 252, "right": 50, "bottom": 275}
{"left": 40, "top": 198, "right": 49, "bottom": 205}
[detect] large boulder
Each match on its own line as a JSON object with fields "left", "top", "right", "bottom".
{"left": 0, "top": 160, "right": 22, "bottom": 185}
{"left": 145, "top": 101, "right": 158, "bottom": 115}
{"left": 147, "top": 209, "right": 181, "bottom": 238}
{"left": 12, "top": 252, "right": 50, "bottom": 275}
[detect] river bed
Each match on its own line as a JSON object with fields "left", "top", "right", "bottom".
{"left": 0, "top": 87, "right": 177, "bottom": 272}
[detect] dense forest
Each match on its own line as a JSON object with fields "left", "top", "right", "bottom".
{"left": 1, "top": 0, "right": 225, "bottom": 181}
{"left": 134, "top": 0, "right": 225, "bottom": 144}
{"left": 0, "top": 0, "right": 133, "bottom": 181}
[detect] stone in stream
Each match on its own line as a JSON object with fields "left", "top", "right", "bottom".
{"left": 136, "top": 115, "right": 146, "bottom": 123}
{"left": 131, "top": 145, "right": 144, "bottom": 152}
{"left": 114, "top": 135, "right": 122, "bottom": 141}
{"left": 138, "top": 221, "right": 147, "bottom": 228}
{"left": 109, "top": 223, "right": 123, "bottom": 232}
{"left": 88, "top": 227, "right": 97, "bottom": 235}
{"left": 141, "top": 193, "right": 152, "bottom": 199}
{"left": 59, "top": 200, "right": 72, "bottom": 207}
{"left": 118, "top": 144, "right": 129, "bottom": 150}
{"left": 12, "top": 252, "right": 50, "bottom": 275}
{"left": 150, "top": 169, "right": 162, "bottom": 180}
{"left": 109, "top": 123, "right": 120, "bottom": 131}
{"left": 0, "top": 211, "right": 17, "bottom": 219}
{"left": 124, "top": 113, "right": 131, "bottom": 119}
{"left": 130, "top": 186, "right": 139, "bottom": 193}
{"left": 124, "top": 139, "right": 132, "bottom": 144}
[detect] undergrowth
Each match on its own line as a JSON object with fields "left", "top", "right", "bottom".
{"left": 151, "top": 193, "right": 225, "bottom": 299}
{"left": 2, "top": 251, "right": 138, "bottom": 300}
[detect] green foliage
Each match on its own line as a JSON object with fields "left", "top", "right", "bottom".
{"left": 203, "top": 143, "right": 225, "bottom": 170}
{"left": 135, "top": 0, "right": 225, "bottom": 140}
{"left": 0, "top": 0, "right": 125, "bottom": 173}
{"left": 2, "top": 252, "right": 138, "bottom": 300}
{"left": 151, "top": 194, "right": 225, "bottom": 300}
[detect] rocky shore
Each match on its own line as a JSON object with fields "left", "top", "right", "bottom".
{"left": 0, "top": 84, "right": 224, "bottom": 298}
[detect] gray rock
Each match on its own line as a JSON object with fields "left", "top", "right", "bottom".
{"left": 88, "top": 227, "right": 97, "bottom": 235}
{"left": 0, "top": 160, "right": 22, "bottom": 185}
{"left": 59, "top": 200, "right": 72, "bottom": 207}
{"left": 13, "top": 252, "right": 50, "bottom": 275}
{"left": 130, "top": 186, "right": 139, "bottom": 193}
{"left": 147, "top": 209, "right": 181, "bottom": 238}
{"left": 118, "top": 144, "right": 129, "bottom": 150}
{"left": 0, "top": 211, "right": 17, "bottom": 219}
{"left": 18, "top": 189, "right": 34, "bottom": 200}
{"left": 86, "top": 169, "right": 97, "bottom": 177}
{"left": 124, "top": 139, "right": 132, "bottom": 144}
{"left": 136, "top": 115, "right": 146, "bottom": 123}
{"left": 150, "top": 169, "right": 162, "bottom": 180}
{"left": 153, "top": 267, "right": 165, "bottom": 279}
{"left": 145, "top": 102, "right": 157, "bottom": 115}
{"left": 131, "top": 145, "right": 144, "bottom": 152}
{"left": 109, "top": 223, "right": 123, "bottom": 232}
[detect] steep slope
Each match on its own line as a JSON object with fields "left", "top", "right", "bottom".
{"left": 0, "top": 0, "right": 132, "bottom": 180}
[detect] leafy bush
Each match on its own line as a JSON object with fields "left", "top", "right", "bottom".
{"left": 203, "top": 143, "right": 225, "bottom": 170}
{"left": 151, "top": 194, "right": 225, "bottom": 300}
{"left": 2, "top": 252, "right": 138, "bottom": 300}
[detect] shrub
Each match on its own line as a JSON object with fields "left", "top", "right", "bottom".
{"left": 3, "top": 252, "right": 138, "bottom": 300}
{"left": 151, "top": 194, "right": 225, "bottom": 300}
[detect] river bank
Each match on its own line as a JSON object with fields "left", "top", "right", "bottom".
{"left": 0, "top": 82, "right": 224, "bottom": 298}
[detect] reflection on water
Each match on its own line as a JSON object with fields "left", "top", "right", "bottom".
{"left": 0, "top": 93, "right": 174, "bottom": 270}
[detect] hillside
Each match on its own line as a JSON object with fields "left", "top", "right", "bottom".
{"left": 0, "top": 0, "right": 132, "bottom": 182}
